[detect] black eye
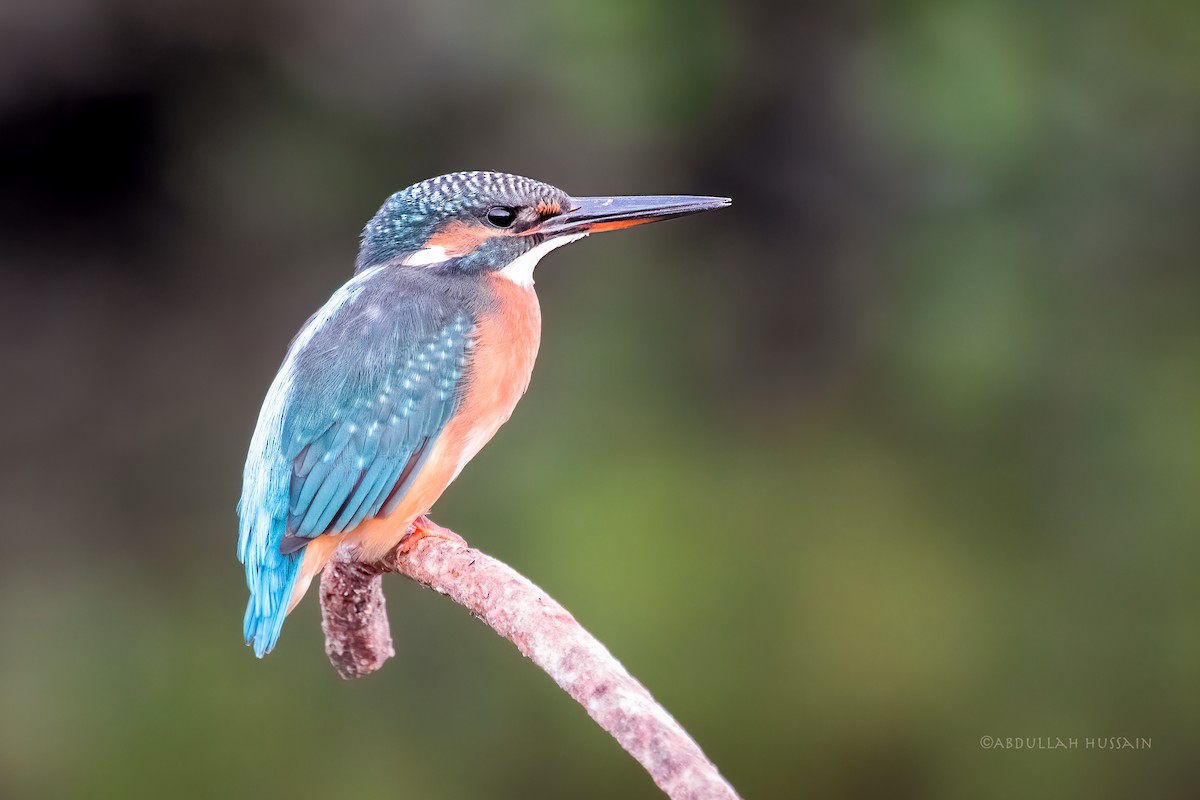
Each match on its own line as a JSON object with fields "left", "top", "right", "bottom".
{"left": 485, "top": 206, "right": 518, "bottom": 228}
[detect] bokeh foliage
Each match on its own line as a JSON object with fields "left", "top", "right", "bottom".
{"left": 1, "top": 0, "right": 1197, "bottom": 798}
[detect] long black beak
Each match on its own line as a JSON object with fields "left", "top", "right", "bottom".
{"left": 538, "top": 194, "right": 731, "bottom": 237}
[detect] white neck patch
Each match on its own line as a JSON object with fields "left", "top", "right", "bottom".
{"left": 498, "top": 233, "right": 587, "bottom": 287}
{"left": 400, "top": 245, "right": 451, "bottom": 266}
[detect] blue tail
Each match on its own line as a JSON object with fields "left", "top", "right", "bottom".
{"left": 242, "top": 542, "right": 303, "bottom": 658}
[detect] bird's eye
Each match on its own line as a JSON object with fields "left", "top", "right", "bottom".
{"left": 485, "top": 207, "right": 518, "bottom": 228}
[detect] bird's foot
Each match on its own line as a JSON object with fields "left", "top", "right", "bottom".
{"left": 397, "top": 515, "right": 467, "bottom": 555}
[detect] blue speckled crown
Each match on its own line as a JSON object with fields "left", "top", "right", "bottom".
{"left": 357, "top": 171, "right": 571, "bottom": 272}
{"left": 401, "top": 171, "right": 567, "bottom": 214}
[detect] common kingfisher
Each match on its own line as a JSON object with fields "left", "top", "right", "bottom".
{"left": 238, "top": 171, "right": 730, "bottom": 657}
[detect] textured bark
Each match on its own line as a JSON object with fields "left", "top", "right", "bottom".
{"left": 319, "top": 557, "right": 394, "bottom": 678}
{"left": 319, "top": 516, "right": 741, "bottom": 800}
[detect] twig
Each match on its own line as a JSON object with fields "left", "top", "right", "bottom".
{"left": 319, "top": 516, "right": 742, "bottom": 800}
{"left": 318, "top": 558, "right": 394, "bottom": 678}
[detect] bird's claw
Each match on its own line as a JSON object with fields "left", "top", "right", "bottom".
{"left": 397, "top": 515, "right": 467, "bottom": 554}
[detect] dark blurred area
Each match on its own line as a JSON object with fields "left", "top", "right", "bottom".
{"left": 2, "top": 1, "right": 1198, "bottom": 798}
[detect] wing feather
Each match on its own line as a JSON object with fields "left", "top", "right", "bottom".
{"left": 281, "top": 307, "right": 473, "bottom": 545}
{"left": 244, "top": 280, "right": 475, "bottom": 555}
{"left": 238, "top": 270, "right": 476, "bottom": 654}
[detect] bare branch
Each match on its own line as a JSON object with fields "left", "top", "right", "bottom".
{"left": 319, "top": 556, "right": 394, "bottom": 679}
{"left": 319, "top": 517, "right": 742, "bottom": 800}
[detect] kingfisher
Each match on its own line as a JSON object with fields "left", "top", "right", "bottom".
{"left": 237, "top": 171, "right": 730, "bottom": 657}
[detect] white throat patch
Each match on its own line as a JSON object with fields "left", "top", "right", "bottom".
{"left": 497, "top": 233, "right": 587, "bottom": 287}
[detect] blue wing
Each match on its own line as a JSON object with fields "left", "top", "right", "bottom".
{"left": 281, "top": 310, "right": 472, "bottom": 543}
{"left": 238, "top": 270, "right": 474, "bottom": 656}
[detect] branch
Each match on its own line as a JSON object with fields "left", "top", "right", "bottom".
{"left": 319, "top": 517, "right": 741, "bottom": 800}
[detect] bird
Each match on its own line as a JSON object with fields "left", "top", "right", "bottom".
{"left": 237, "top": 171, "right": 730, "bottom": 657}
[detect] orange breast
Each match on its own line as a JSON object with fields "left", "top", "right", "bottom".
{"left": 440, "top": 274, "right": 542, "bottom": 480}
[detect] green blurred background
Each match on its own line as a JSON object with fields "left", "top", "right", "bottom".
{"left": 1, "top": 0, "right": 1198, "bottom": 797}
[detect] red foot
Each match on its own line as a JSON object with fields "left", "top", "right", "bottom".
{"left": 397, "top": 515, "right": 468, "bottom": 555}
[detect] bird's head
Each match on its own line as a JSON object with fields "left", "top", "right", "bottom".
{"left": 355, "top": 171, "right": 730, "bottom": 283}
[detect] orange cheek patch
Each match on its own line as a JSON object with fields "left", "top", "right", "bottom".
{"left": 426, "top": 221, "right": 493, "bottom": 256}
